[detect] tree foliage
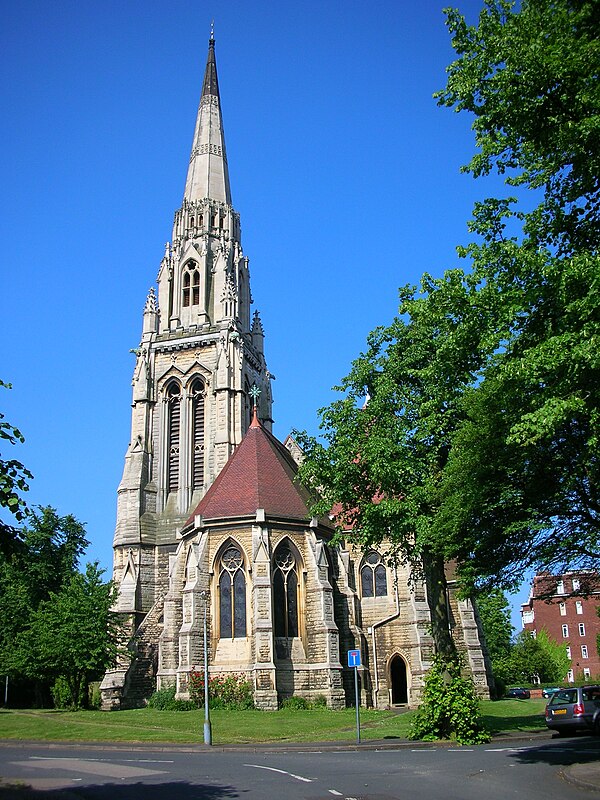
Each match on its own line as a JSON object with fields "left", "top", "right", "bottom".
{"left": 432, "top": 0, "right": 600, "bottom": 589}
{"left": 297, "top": 0, "right": 597, "bottom": 739}
{"left": 0, "top": 381, "right": 32, "bottom": 552}
{"left": 436, "top": 0, "right": 600, "bottom": 255}
{"left": 0, "top": 508, "right": 120, "bottom": 708}
{"left": 21, "top": 563, "right": 120, "bottom": 708}
{"left": 508, "top": 629, "right": 570, "bottom": 684}
{"left": 296, "top": 273, "right": 487, "bottom": 657}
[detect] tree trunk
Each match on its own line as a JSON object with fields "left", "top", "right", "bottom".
{"left": 424, "top": 550, "right": 456, "bottom": 660}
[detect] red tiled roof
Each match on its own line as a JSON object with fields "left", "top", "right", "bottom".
{"left": 184, "top": 412, "right": 313, "bottom": 526}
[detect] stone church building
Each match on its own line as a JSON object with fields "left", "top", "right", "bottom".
{"left": 100, "top": 36, "right": 489, "bottom": 711}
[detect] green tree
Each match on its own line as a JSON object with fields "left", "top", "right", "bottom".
{"left": 21, "top": 563, "right": 120, "bottom": 708}
{"left": 0, "top": 381, "right": 32, "bottom": 553}
{"left": 508, "top": 629, "right": 569, "bottom": 684}
{"left": 476, "top": 589, "right": 514, "bottom": 693}
{"left": 0, "top": 508, "right": 89, "bottom": 702}
{"left": 431, "top": 0, "right": 600, "bottom": 590}
{"left": 436, "top": 0, "right": 600, "bottom": 255}
{"left": 297, "top": 272, "right": 487, "bottom": 659}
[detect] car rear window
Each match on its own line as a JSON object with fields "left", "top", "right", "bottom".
{"left": 581, "top": 687, "right": 600, "bottom": 702}
{"left": 549, "top": 689, "right": 577, "bottom": 704}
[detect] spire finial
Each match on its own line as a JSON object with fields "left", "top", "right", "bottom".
{"left": 210, "top": 20, "right": 215, "bottom": 42}
{"left": 249, "top": 384, "right": 261, "bottom": 426}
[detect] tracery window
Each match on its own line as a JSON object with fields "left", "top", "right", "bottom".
{"left": 182, "top": 263, "right": 200, "bottom": 307}
{"left": 273, "top": 545, "right": 299, "bottom": 637}
{"left": 190, "top": 379, "right": 205, "bottom": 491}
{"left": 167, "top": 382, "right": 181, "bottom": 493}
{"left": 218, "top": 545, "right": 246, "bottom": 639}
{"left": 361, "top": 551, "right": 387, "bottom": 597}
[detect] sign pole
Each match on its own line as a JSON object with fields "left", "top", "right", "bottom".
{"left": 347, "top": 649, "right": 361, "bottom": 744}
{"left": 354, "top": 665, "right": 360, "bottom": 744}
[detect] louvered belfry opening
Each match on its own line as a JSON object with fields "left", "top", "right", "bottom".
{"left": 167, "top": 382, "right": 181, "bottom": 493}
{"left": 191, "top": 379, "right": 205, "bottom": 491}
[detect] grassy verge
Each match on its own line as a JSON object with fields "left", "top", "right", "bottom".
{"left": 0, "top": 699, "right": 546, "bottom": 745}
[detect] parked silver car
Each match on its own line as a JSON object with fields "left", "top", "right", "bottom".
{"left": 545, "top": 685, "right": 600, "bottom": 736}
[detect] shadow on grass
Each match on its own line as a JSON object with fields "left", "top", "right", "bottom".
{"left": 0, "top": 781, "right": 242, "bottom": 800}
{"left": 481, "top": 712, "right": 546, "bottom": 734}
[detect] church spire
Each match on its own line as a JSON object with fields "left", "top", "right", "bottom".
{"left": 183, "top": 32, "right": 231, "bottom": 204}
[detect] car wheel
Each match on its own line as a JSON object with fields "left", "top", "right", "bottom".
{"left": 593, "top": 717, "right": 600, "bottom": 737}
{"left": 557, "top": 729, "right": 570, "bottom": 737}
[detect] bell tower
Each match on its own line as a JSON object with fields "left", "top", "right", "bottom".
{"left": 109, "top": 31, "right": 273, "bottom": 630}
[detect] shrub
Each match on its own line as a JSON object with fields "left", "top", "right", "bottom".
{"left": 188, "top": 671, "right": 254, "bottom": 710}
{"left": 88, "top": 681, "right": 101, "bottom": 710}
{"left": 51, "top": 677, "right": 74, "bottom": 710}
{"left": 409, "top": 654, "right": 491, "bottom": 745}
{"left": 147, "top": 686, "right": 195, "bottom": 711}
{"left": 280, "top": 695, "right": 311, "bottom": 710}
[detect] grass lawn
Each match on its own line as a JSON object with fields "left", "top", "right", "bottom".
{"left": 0, "top": 699, "right": 547, "bottom": 745}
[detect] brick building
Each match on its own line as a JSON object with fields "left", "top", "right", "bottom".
{"left": 100, "top": 33, "right": 490, "bottom": 711}
{"left": 521, "top": 573, "right": 600, "bottom": 681}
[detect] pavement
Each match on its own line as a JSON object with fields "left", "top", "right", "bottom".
{"left": 1, "top": 729, "right": 599, "bottom": 795}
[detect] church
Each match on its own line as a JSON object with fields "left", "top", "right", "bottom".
{"left": 100, "top": 35, "right": 489, "bottom": 711}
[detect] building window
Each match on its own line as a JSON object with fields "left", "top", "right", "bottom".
{"left": 581, "top": 645, "right": 589, "bottom": 659}
{"left": 218, "top": 545, "right": 246, "bottom": 639}
{"left": 182, "top": 263, "right": 200, "bottom": 307}
{"left": 579, "top": 623, "right": 586, "bottom": 636}
{"left": 566, "top": 646, "right": 571, "bottom": 660}
{"left": 572, "top": 578, "right": 580, "bottom": 592}
{"left": 576, "top": 600, "right": 583, "bottom": 615}
{"left": 559, "top": 602, "right": 566, "bottom": 616}
{"left": 273, "top": 544, "right": 299, "bottom": 638}
{"left": 167, "top": 382, "right": 181, "bottom": 493}
{"left": 360, "top": 551, "right": 387, "bottom": 597}
{"left": 562, "top": 624, "right": 569, "bottom": 638}
{"left": 556, "top": 580, "right": 565, "bottom": 594}
{"left": 584, "top": 668, "right": 591, "bottom": 678}
{"left": 190, "top": 379, "right": 205, "bottom": 491}
{"left": 567, "top": 669, "right": 574, "bottom": 683}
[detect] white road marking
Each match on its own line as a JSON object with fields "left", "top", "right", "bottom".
{"left": 244, "top": 763, "right": 313, "bottom": 782}
{"left": 29, "top": 757, "right": 174, "bottom": 764}
{"left": 328, "top": 791, "right": 343, "bottom": 796}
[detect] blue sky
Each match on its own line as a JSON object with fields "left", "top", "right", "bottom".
{"left": 1, "top": 0, "right": 528, "bottom": 629}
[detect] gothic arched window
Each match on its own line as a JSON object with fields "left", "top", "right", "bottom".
{"left": 166, "top": 382, "right": 181, "bottom": 493}
{"left": 361, "top": 551, "right": 387, "bottom": 597}
{"left": 190, "top": 379, "right": 205, "bottom": 491}
{"left": 273, "top": 544, "right": 299, "bottom": 637}
{"left": 182, "top": 263, "right": 200, "bottom": 307}
{"left": 218, "top": 545, "right": 246, "bottom": 639}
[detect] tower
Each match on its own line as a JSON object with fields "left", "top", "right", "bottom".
{"left": 101, "top": 33, "right": 490, "bottom": 712}
{"left": 101, "top": 34, "right": 272, "bottom": 707}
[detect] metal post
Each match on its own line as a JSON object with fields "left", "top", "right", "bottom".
{"left": 4, "top": 675, "right": 7, "bottom": 707}
{"left": 202, "top": 593, "right": 212, "bottom": 745}
{"left": 354, "top": 666, "right": 361, "bottom": 744}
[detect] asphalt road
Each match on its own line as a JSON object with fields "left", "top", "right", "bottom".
{"left": 0, "top": 737, "right": 599, "bottom": 800}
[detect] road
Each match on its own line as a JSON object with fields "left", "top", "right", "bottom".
{"left": 0, "top": 736, "right": 598, "bottom": 799}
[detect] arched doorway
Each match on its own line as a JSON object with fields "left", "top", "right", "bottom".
{"left": 389, "top": 655, "right": 408, "bottom": 705}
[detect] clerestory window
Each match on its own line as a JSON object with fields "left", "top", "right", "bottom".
{"left": 361, "top": 551, "right": 387, "bottom": 597}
